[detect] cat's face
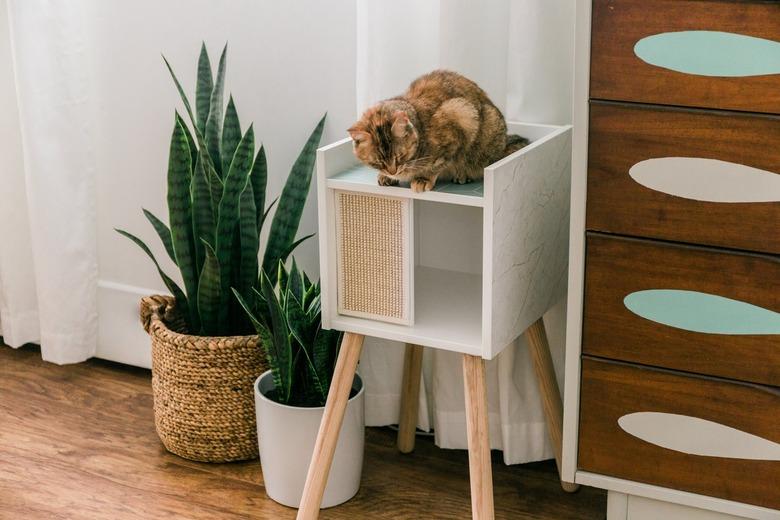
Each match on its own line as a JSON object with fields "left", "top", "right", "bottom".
{"left": 348, "top": 107, "right": 419, "bottom": 178}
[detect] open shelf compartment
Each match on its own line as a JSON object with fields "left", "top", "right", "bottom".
{"left": 317, "top": 122, "right": 572, "bottom": 359}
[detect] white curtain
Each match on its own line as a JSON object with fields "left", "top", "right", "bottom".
{"left": 0, "top": 0, "right": 98, "bottom": 364}
{"left": 355, "top": 0, "right": 575, "bottom": 464}
{"left": 1, "top": 0, "right": 575, "bottom": 465}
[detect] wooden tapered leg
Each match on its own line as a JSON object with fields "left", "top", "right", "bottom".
{"left": 463, "top": 354, "right": 495, "bottom": 520}
{"left": 297, "top": 332, "right": 365, "bottom": 520}
{"left": 524, "top": 317, "right": 580, "bottom": 493}
{"left": 397, "top": 343, "right": 424, "bottom": 453}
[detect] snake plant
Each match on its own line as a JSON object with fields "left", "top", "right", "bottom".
{"left": 233, "top": 259, "right": 342, "bottom": 407}
{"left": 116, "top": 43, "right": 325, "bottom": 336}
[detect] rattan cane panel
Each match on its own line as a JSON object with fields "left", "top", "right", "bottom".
{"left": 336, "top": 191, "right": 410, "bottom": 324}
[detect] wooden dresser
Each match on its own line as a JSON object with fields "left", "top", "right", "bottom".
{"left": 563, "top": 1, "right": 780, "bottom": 519}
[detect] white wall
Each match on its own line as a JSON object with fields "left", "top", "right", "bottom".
{"left": 88, "top": 0, "right": 357, "bottom": 366}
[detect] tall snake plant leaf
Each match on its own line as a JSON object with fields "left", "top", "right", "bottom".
{"left": 312, "top": 325, "right": 340, "bottom": 399}
{"left": 238, "top": 182, "right": 259, "bottom": 299}
{"left": 207, "top": 161, "right": 223, "bottom": 219}
{"left": 162, "top": 56, "right": 197, "bottom": 133}
{"left": 162, "top": 56, "right": 208, "bottom": 151}
{"left": 197, "top": 239, "right": 221, "bottom": 335}
{"left": 295, "top": 334, "right": 327, "bottom": 405}
{"left": 250, "top": 145, "right": 267, "bottom": 231}
{"left": 215, "top": 125, "right": 254, "bottom": 319}
{"left": 260, "top": 197, "right": 277, "bottom": 236}
{"left": 191, "top": 150, "right": 215, "bottom": 273}
{"left": 260, "top": 269, "right": 293, "bottom": 403}
{"left": 142, "top": 209, "right": 176, "bottom": 264}
{"left": 167, "top": 114, "right": 200, "bottom": 331}
{"left": 205, "top": 44, "right": 227, "bottom": 176}
{"left": 262, "top": 114, "right": 326, "bottom": 274}
{"left": 176, "top": 112, "right": 198, "bottom": 170}
{"left": 221, "top": 96, "right": 241, "bottom": 176}
{"left": 115, "top": 229, "right": 189, "bottom": 325}
{"left": 288, "top": 258, "right": 304, "bottom": 304}
{"left": 195, "top": 42, "right": 213, "bottom": 135}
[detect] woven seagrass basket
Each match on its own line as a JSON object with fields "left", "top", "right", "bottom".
{"left": 140, "top": 295, "right": 267, "bottom": 462}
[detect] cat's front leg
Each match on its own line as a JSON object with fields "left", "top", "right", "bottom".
{"left": 411, "top": 177, "right": 436, "bottom": 193}
{"left": 377, "top": 173, "right": 399, "bottom": 187}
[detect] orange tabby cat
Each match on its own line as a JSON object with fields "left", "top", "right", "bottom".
{"left": 348, "top": 70, "right": 528, "bottom": 192}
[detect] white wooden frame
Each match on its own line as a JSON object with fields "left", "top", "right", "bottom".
{"left": 561, "top": 1, "right": 780, "bottom": 519}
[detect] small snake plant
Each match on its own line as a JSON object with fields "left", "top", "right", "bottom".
{"left": 117, "top": 43, "right": 325, "bottom": 336}
{"left": 234, "top": 259, "right": 342, "bottom": 407}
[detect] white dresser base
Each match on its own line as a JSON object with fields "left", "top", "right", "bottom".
{"left": 609, "top": 492, "right": 745, "bottom": 520}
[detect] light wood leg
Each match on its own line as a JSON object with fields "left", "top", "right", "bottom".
{"left": 463, "top": 354, "right": 495, "bottom": 520}
{"left": 297, "top": 332, "right": 365, "bottom": 520}
{"left": 397, "top": 343, "right": 424, "bottom": 453}
{"left": 524, "top": 317, "right": 580, "bottom": 493}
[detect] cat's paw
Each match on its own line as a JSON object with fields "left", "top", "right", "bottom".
{"left": 453, "top": 176, "right": 472, "bottom": 184}
{"left": 411, "top": 177, "right": 435, "bottom": 193}
{"left": 377, "top": 174, "right": 399, "bottom": 187}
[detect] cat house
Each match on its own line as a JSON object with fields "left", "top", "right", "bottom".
{"left": 316, "top": 121, "right": 572, "bottom": 360}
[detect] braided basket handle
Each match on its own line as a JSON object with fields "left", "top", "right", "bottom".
{"left": 140, "top": 295, "right": 176, "bottom": 334}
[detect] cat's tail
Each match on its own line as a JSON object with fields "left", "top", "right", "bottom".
{"left": 504, "top": 134, "right": 530, "bottom": 156}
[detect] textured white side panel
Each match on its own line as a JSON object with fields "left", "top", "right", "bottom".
{"left": 562, "top": 0, "right": 592, "bottom": 482}
{"left": 485, "top": 126, "right": 571, "bottom": 359}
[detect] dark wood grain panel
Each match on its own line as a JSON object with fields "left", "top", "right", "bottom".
{"left": 0, "top": 344, "right": 606, "bottom": 520}
{"left": 583, "top": 233, "right": 780, "bottom": 386}
{"left": 586, "top": 102, "right": 780, "bottom": 255}
{"left": 591, "top": 0, "right": 780, "bottom": 113}
{"left": 579, "top": 357, "right": 780, "bottom": 509}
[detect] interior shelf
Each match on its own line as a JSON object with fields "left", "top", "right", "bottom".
{"left": 327, "top": 164, "right": 485, "bottom": 208}
{"left": 328, "top": 265, "right": 483, "bottom": 355}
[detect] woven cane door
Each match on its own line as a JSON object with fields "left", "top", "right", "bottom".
{"left": 335, "top": 191, "right": 413, "bottom": 325}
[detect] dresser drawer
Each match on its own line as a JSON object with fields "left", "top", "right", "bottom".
{"left": 586, "top": 102, "right": 780, "bottom": 255}
{"left": 591, "top": 0, "right": 780, "bottom": 114}
{"left": 583, "top": 233, "right": 780, "bottom": 386}
{"left": 579, "top": 357, "right": 780, "bottom": 510}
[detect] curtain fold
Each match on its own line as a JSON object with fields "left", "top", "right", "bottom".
{"left": 1, "top": 0, "right": 98, "bottom": 364}
{"left": 355, "top": 0, "right": 574, "bottom": 465}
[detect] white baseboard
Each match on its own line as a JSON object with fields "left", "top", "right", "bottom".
{"left": 96, "top": 280, "right": 160, "bottom": 369}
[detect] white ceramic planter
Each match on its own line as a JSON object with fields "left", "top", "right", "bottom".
{"left": 254, "top": 370, "right": 364, "bottom": 508}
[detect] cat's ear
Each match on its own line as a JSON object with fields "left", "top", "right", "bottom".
{"left": 348, "top": 126, "right": 370, "bottom": 145}
{"left": 391, "top": 111, "right": 413, "bottom": 138}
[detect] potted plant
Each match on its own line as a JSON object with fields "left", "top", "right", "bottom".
{"left": 116, "top": 43, "right": 325, "bottom": 462}
{"left": 234, "top": 260, "right": 364, "bottom": 508}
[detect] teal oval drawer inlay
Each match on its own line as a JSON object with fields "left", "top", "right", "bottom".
{"left": 624, "top": 290, "right": 780, "bottom": 335}
{"left": 629, "top": 157, "right": 780, "bottom": 203}
{"left": 634, "top": 31, "right": 780, "bottom": 77}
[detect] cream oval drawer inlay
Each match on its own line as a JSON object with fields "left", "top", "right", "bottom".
{"left": 618, "top": 412, "right": 780, "bottom": 461}
{"left": 628, "top": 157, "right": 780, "bottom": 203}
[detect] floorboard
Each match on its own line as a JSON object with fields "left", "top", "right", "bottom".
{"left": 0, "top": 343, "right": 605, "bottom": 519}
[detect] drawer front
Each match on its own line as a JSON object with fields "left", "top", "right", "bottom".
{"left": 586, "top": 102, "right": 780, "bottom": 255}
{"left": 591, "top": 0, "right": 780, "bottom": 113}
{"left": 578, "top": 357, "right": 780, "bottom": 509}
{"left": 583, "top": 233, "right": 780, "bottom": 386}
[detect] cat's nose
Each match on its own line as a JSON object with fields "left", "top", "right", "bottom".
{"left": 385, "top": 166, "right": 396, "bottom": 175}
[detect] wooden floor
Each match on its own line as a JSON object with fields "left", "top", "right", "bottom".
{"left": 0, "top": 344, "right": 605, "bottom": 519}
